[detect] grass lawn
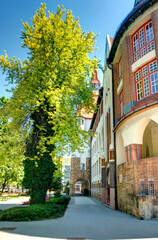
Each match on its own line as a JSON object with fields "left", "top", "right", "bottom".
{"left": 0, "top": 195, "right": 71, "bottom": 221}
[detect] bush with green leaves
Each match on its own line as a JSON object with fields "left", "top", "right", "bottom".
{"left": 57, "top": 195, "right": 71, "bottom": 205}
{"left": 0, "top": 196, "right": 71, "bottom": 221}
{"left": 63, "top": 181, "right": 70, "bottom": 193}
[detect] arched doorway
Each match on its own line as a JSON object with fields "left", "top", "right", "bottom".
{"left": 142, "top": 120, "right": 158, "bottom": 158}
{"left": 116, "top": 132, "right": 125, "bottom": 165}
{"left": 74, "top": 178, "right": 89, "bottom": 196}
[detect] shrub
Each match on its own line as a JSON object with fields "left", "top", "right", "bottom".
{"left": 54, "top": 189, "right": 61, "bottom": 198}
{"left": 63, "top": 181, "right": 70, "bottom": 193}
{"left": 0, "top": 196, "right": 71, "bottom": 221}
{"left": 57, "top": 195, "right": 71, "bottom": 205}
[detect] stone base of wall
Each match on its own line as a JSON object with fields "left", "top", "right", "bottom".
{"left": 117, "top": 157, "right": 158, "bottom": 219}
{"left": 110, "top": 188, "right": 115, "bottom": 210}
{"left": 91, "top": 182, "right": 101, "bottom": 201}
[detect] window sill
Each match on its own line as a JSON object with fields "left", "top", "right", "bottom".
{"left": 132, "top": 49, "right": 156, "bottom": 72}
{"left": 117, "top": 78, "right": 123, "bottom": 95}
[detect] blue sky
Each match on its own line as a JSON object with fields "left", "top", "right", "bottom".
{"left": 0, "top": 0, "right": 134, "bottom": 98}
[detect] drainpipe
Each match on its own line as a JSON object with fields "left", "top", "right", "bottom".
{"left": 89, "top": 135, "right": 92, "bottom": 197}
{"left": 107, "top": 61, "right": 118, "bottom": 210}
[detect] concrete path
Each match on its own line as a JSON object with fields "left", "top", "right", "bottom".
{"left": 0, "top": 196, "right": 158, "bottom": 240}
{"left": 0, "top": 197, "right": 30, "bottom": 210}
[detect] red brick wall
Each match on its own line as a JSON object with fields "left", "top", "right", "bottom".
{"left": 113, "top": 36, "right": 135, "bottom": 121}
{"left": 121, "top": 36, "right": 135, "bottom": 106}
{"left": 113, "top": 17, "right": 158, "bottom": 123}
{"left": 152, "top": 8, "right": 158, "bottom": 63}
{"left": 131, "top": 93, "right": 158, "bottom": 111}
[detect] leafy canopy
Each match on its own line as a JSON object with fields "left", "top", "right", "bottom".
{"left": 0, "top": 97, "right": 25, "bottom": 189}
{"left": 0, "top": 3, "right": 98, "bottom": 156}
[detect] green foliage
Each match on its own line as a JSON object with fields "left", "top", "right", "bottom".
{"left": 0, "top": 195, "right": 71, "bottom": 221}
{"left": 63, "top": 181, "right": 70, "bottom": 193}
{"left": 0, "top": 4, "right": 98, "bottom": 204}
{"left": 57, "top": 195, "right": 71, "bottom": 205}
{"left": 51, "top": 176, "right": 62, "bottom": 198}
{"left": 23, "top": 102, "right": 56, "bottom": 204}
{"left": 0, "top": 203, "right": 65, "bottom": 221}
{"left": 0, "top": 97, "right": 25, "bottom": 191}
{"left": 0, "top": 3, "right": 98, "bottom": 155}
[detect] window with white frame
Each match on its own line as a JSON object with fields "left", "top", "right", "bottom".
{"left": 133, "top": 33, "right": 139, "bottom": 53}
{"left": 139, "top": 28, "right": 145, "bottom": 48}
{"left": 143, "top": 77, "right": 150, "bottom": 97}
{"left": 132, "top": 20, "right": 155, "bottom": 62}
{"left": 151, "top": 72, "right": 158, "bottom": 94}
{"left": 136, "top": 81, "right": 143, "bottom": 101}
{"left": 146, "top": 22, "right": 154, "bottom": 43}
{"left": 135, "top": 59, "right": 158, "bottom": 101}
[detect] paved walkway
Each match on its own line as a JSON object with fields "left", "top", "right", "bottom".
{"left": 0, "top": 196, "right": 158, "bottom": 240}
{"left": 0, "top": 197, "right": 30, "bottom": 210}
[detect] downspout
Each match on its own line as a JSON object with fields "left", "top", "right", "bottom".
{"left": 107, "top": 61, "right": 118, "bottom": 210}
{"left": 89, "top": 135, "right": 92, "bottom": 197}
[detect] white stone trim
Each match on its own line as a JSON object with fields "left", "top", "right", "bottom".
{"left": 117, "top": 78, "right": 123, "bottom": 95}
{"left": 131, "top": 50, "right": 156, "bottom": 72}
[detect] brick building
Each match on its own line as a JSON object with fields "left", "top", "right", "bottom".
{"left": 108, "top": 0, "right": 158, "bottom": 219}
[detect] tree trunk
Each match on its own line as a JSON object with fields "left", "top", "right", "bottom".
{"left": 2, "top": 178, "right": 7, "bottom": 193}
{"left": 30, "top": 188, "right": 47, "bottom": 204}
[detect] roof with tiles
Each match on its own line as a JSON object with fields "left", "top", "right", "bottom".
{"left": 76, "top": 69, "right": 100, "bottom": 119}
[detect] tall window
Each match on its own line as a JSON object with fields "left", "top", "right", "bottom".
{"left": 140, "top": 179, "right": 145, "bottom": 195}
{"left": 132, "top": 20, "right": 154, "bottom": 62}
{"left": 119, "top": 58, "right": 122, "bottom": 82}
{"left": 135, "top": 59, "right": 158, "bottom": 101}
{"left": 81, "top": 163, "right": 85, "bottom": 171}
{"left": 119, "top": 90, "right": 124, "bottom": 116}
{"left": 148, "top": 180, "right": 155, "bottom": 195}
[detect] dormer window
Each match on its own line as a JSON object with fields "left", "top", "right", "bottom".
{"left": 132, "top": 20, "right": 155, "bottom": 62}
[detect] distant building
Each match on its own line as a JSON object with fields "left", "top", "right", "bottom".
{"left": 61, "top": 156, "right": 71, "bottom": 186}
{"left": 70, "top": 70, "right": 101, "bottom": 196}
{"left": 90, "top": 87, "right": 103, "bottom": 201}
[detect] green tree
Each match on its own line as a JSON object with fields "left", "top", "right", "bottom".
{"left": 0, "top": 97, "right": 25, "bottom": 192}
{"left": 0, "top": 4, "right": 98, "bottom": 204}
